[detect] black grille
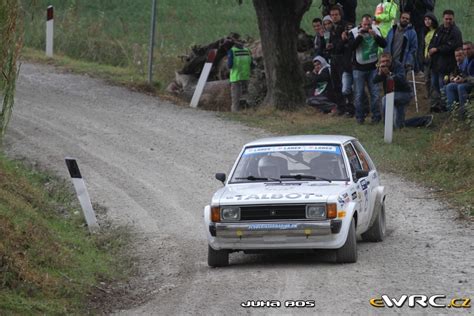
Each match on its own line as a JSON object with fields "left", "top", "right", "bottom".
{"left": 240, "top": 205, "right": 306, "bottom": 221}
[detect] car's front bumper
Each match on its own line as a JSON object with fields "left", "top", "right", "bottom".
{"left": 213, "top": 220, "right": 341, "bottom": 237}
{"left": 208, "top": 220, "right": 346, "bottom": 250}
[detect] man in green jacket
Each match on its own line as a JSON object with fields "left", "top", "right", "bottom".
{"left": 227, "top": 41, "right": 252, "bottom": 112}
{"left": 374, "top": 0, "right": 398, "bottom": 38}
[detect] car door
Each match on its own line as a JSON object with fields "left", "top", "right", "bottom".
{"left": 352, "top": 140, "right": 379, "bottom": 222}
{"left": 343, "top": 142, "right": 370, "bottom": 228}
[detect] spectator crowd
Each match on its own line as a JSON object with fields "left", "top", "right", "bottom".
{"left": 304, "top": 0, "right": 473, "bottom": 127}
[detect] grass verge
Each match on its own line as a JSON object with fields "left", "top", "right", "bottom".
{"left": 223, "top": 105, "right": 473, "bottom": 218}
{"left": 0, "top": 153, "right": 130, "bottom": 314}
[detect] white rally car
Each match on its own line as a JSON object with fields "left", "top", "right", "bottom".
{"left": 204, "top": 135, "right": 386, "bottom": 266}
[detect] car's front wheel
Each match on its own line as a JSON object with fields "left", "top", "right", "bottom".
{"left": 208, "top": 245, "right": 229, "bottom": 267}
{"left": 361, "top": 202, "right": 386, "bottom": 242}
{"left": 335, "top": 218, "right": 357, "bottom": 263}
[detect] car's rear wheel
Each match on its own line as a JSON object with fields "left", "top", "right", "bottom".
{"left": 361, "top": 203, "right": 386, "bottom": 242}
{"left": 335, "top": 218, "right": 357, "bottom": 263}
{"left": 208, "top": 245, "right": 229, "bottom": 267}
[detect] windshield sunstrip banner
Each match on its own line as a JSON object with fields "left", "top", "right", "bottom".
{"left": 243, "top": 145, "right": 341, "bottom": 155}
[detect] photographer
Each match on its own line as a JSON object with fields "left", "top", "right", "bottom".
{"left": 349, "top": 14, "right": 386, "bottom": 124}
{"left": 373, "top": 53, "right": 412, "bottom": 128}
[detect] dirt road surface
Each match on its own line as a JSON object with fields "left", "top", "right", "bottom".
{"left": 5, "top": 63, "right": 473, "bottom": 314}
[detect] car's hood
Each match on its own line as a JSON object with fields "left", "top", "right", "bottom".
{"left": 214, "top": 181, "right": 351, "bottom": 205}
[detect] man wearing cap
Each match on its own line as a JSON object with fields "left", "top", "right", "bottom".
{"left": 227, "top": 40, "right": 252, "bottom": 112}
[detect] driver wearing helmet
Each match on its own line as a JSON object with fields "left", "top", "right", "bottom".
{"left": 258, "top": 156, "right": 285, "bottom": 179}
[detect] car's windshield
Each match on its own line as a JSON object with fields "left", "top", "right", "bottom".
{"left": 230, "top": 144, "right": 349, "bottom": 183}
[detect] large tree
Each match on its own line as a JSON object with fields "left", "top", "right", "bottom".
{"left": 252, "top": 0, "right": 312, "bottom": 110}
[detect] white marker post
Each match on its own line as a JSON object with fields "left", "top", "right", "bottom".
{"left": 384, "top": 77, "right": 395, "bottom": 144}
{"left": 46, "top": 5, "right": 54, "bottom": 57}
{"left": 65, "top": 158, "right": 99, "bottom": 232}
{"left": 190, "top": 49, "right": 217, "bottom": 108}
{"left": 411, "top": 69, "right": 419, "bottom": 112}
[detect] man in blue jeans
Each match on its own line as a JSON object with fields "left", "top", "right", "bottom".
{"left": 373, "top": 53, "right": 413, "bottom": 128}
{"left": 348, "top": 14, "right": 387, "bottom": 124}
{"left": 445, "top": 43, "right": 473, "bottom": 118}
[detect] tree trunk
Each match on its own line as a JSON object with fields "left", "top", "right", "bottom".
{"left": 252, "top": 0, "right": 311, "bottom": 111}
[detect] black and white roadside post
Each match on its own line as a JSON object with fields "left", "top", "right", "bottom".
{"left": 384, "top": 77, "right": 395, "bottom": 144}
{"left": 65, "top": 158, "right": 99, "bottom": 232}
{"left": 190, "top": 49, "right": 217, "bottom": 108}
{"left": 147, "top": 0, "right": 157, "bottom": 84}
{"left": 46, "top": 5, "right": 54, "bottom": 57}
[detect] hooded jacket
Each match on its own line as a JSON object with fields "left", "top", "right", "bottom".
{"left": 422, "top": 12, "right": 438, "bottom": 64}
{"left": 384, "top": 23, "right": 418, "bottom": 67}
{"left": 305, "top": 56, "right": 335, "bottom": 99}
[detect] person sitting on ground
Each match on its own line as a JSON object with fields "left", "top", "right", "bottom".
{"left": 305, "top": 56, "right": 337, "bottom": 113}
{"left": 384, "top": 12, "right": 418, "bottom": 72}
{"left": 445, "top": 45, "right": 473, "bottom": 118}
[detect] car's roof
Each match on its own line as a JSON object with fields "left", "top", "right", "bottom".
{"left": 244, "top": 135, "right": 356, "bottom": 147}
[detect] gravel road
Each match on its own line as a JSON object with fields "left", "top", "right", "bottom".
{"left": 5, "top": 63, "right": 473, "bottom": 314}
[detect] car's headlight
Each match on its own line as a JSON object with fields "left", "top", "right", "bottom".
{"left": 221, "top": 206, "right": 240, "bottom": 221}
{"left": 306, "top": 204, "right": 326, "bottom": 220}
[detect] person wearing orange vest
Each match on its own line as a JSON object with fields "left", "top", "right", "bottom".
{"left": 374, "top": 0, "right": 398, "bottom": 38}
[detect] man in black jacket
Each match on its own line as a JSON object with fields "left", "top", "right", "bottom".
{"left": 428, "top": 9, "right": 463, "bottom": 111}
{"left": 327, "top": 5, "right": 348, "bottom": 115}
{"left": 322, "top": 0, "right": 357, "bottom": 24}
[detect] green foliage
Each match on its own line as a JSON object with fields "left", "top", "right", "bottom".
{"left": 0, "top": 154, "right": 128, "bottom": 314}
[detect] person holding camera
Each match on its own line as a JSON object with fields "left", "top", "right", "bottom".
{"left": 373, "top": 53, "right": 412, "bottom": 128}
{"left": 374, "top": 53, "right": 434, "bottom": 128}
{"left": 349, "top": 14, "right": 387, "bottom": 124}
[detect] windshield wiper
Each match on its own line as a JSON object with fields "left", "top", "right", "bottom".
{"left": 236, "top": 175, "right": 282, "bottom": 182}
{"left": 280, "top": 174, "right": 332, "bottom": 183}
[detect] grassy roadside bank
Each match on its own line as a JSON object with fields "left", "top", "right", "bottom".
{"left": 224, "top": 106, "right": 473, "bottom": 217}
{"left": 0, "top": 153, "right": 130, "bottom": 314}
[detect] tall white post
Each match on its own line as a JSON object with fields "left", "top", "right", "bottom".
{"left": 46, "top": 5, "right": 54, "bottom": 57}
{"left": 190, "top": 49, "right": 217, "bottom": 108}
{"left": 65, "top": 158, "right": 99, "bottom": 232}
{"left": 384, "top": 77, "right": 395, "bottom": 144}
{"left": 147, "top": 0, "right": 157, "bottom": 84}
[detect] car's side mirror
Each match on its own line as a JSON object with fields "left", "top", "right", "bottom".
{"left": 215, "top": 173, "right": 226, "bottom": 184}
{"left": 355, "top": 170, "right": 369, "bottom": 181}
